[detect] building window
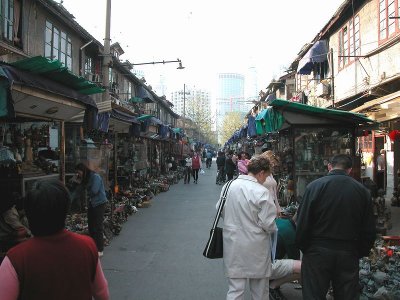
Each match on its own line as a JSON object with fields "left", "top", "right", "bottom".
{"left": 84, "top": 56, "right": 93, "bottom": 75}
{"left": 379, "top": 0, "right": 400, "bottom": 42}
{"left": 2, "top": 0, "right": 14, "bottom": 41}
{"left": 44, "top": 21, "right": 72, "bottom": 69}
{"left": 339, "top": 15, "right": 360, "bottom": 69}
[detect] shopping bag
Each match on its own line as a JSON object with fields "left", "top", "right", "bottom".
{"left": 203, "top": 227, "right": 223, "bottom": 259}
{"left": 200, "top": 169, "right": 205, "bottom": 175}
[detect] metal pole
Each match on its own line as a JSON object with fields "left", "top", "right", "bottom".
{"left": 330, "top": 48, "right": 335, "bottom": 108}
{"left": 60, "top": 121, "right": 65, "bottom": 184}
{"left": 181, "top": 84, "right": 186, "bottom": 158}
{"left": 102, "top": 0, "right": 111, "bottom": 102}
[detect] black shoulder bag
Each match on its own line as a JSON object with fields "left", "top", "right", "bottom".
{"left": 203, "top": 180, "right": 234, "bottom": 259}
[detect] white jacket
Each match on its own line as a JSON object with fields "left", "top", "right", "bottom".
{"left": 216, "top": 175, "right": 277, "bottom": 278}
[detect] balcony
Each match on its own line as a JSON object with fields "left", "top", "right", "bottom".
{"left": 84, "top": 72, "right": 103, "bottom": 84}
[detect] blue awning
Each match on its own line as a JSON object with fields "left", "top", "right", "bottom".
{"left": 150, "top": 117, "right": 162, "bottom": 125}
{"left": 297, "top": 40, "right": 328, "bottom": 75}
{"left": 111, "top": 109, "right": 139, "bottom": 124}
{"left": 137, "top": 86, "right": 155, "bottom": 103}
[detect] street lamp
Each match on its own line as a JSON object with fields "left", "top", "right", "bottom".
{"left": 132, "top": 59, "right": 185, "bottom": 70}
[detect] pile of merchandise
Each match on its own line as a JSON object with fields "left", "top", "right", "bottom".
{"left": 359, "top": 237, "right": 400, "bottom": 299}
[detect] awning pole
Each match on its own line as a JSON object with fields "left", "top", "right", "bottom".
{"left": 60, "top": 121, "right": 65, "bottom": 184}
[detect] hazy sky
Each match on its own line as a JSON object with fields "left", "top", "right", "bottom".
{"left": 62, "top": 0, "right": 344, "bottom": 95}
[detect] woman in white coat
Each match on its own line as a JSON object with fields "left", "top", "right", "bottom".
{"left": 217, "top": 155, "right": 277, "bottom": 300}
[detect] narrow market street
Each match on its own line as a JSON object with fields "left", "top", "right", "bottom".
{"left": 100, "top": 162, "right": 302, "bottom": 300}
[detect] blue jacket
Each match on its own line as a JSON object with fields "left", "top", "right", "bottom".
{"left": 87, "top": 172, "right": 108, "bottom": 207}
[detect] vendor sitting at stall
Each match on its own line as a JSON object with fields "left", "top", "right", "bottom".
{"left": 0, "top": 190, "right": 31, "bottom": 263}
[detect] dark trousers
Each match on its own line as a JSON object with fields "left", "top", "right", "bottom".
{"left": 184, "top": 167, "right": 191, "bottom": 183}
{"left": 192, "top": 168, "right": 199, "bottom": 181}
{"left": 216, "top": 166, "right": 225, "bottom": 183}
{"left": 87, "top": 202, "right": 106, "bottom": 252}
{"left": 301, "top": 246, "right": 360, "bottom": 300}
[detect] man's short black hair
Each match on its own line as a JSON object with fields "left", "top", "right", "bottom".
{"left": 25, "top": 180, "right": 71, "bottom": 236}
{"left": 330, "top": 154, "right": 353, "bottom": 170}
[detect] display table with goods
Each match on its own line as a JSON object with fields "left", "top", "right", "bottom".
{"left": 359, "top": 236, "right": 400, "bottom": 299}
{"left": 0, "top": 122, "right": 61, "bottom": 199}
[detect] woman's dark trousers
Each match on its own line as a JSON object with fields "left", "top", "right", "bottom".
{"left": 192, "top": 169, "right": 199, "bottom": 182}
{"left": 88, "top": 202, "right": 106, "bottom": 252}
{"left": 184, "top": 167, "right": 191, "bottom": 183}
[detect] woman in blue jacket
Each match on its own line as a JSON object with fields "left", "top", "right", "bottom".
{"left": 75, "top": 163, "right": 108, "bottom": 257}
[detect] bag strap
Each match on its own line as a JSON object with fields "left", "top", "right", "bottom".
{"left": 211, "top": 179, "right": 234, "bottom": 230}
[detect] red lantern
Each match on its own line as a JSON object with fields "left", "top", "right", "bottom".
{"left": 389, "top": 130, "right": 400, "bottom": 141}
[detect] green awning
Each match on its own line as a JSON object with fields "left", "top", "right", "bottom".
{"left": 172, "top": 128, "right": 182, "bottom": 134}
{"left": 9, "top": 56, "right": 105, "bottom": 95}
{"left": 269, "top": 99, "right": 377, "bottom": 125}
{"left": 129, "top": 96, "right": 145, "bottom": 103}
{"left": 137, "top": 114, "right": 154, "bottom": 121}
{"left": 129, "top": 96, "right": 154, "bottom": 104}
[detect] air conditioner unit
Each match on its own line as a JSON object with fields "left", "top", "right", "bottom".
{"left": 316, "top": 82, "right": 330, "bottom": 97}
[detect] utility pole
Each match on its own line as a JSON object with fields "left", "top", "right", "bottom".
{"left": 102, "top": 0, "right": 111, "bottom": 102}
{"left": 180, "top": 83, "right": 186, "bottom": 158}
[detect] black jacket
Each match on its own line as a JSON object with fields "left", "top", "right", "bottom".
{"left": 225, "top": 157, "right": 236, "bottom": 174}
{"left": 216, "top": 156, "right": 225, "bottom": 168}
{"left": 295, "top": 169, "right": 376, "bottom": 258}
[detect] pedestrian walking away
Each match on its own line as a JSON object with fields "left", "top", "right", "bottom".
{"left": 225, "top": 150, "right": 236, "bottom": 181}
{"left": 191, "top": 151, "right": 202, "bottom": 184}
{"left": 217, "top": 155, "right": 277, "bottom": 300}
{"left": 0, "top": 180, "right": 109, "bottom": 300}
{"left": 216, "top": 151, "right": 226, "bottom": 185}
{"left": 206, "top": 150, "right": 213, "bottom": 169}
{"left": 74, "top": 163, "right": 108, "bottom": 257}
{"left": 184, "top": 154, "right": 192, "bottom": 184}
{"left": 296, "top": 154, "right": 376, "bottom": 300}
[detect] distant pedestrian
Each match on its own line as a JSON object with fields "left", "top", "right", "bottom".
{"left": 237, "top": 152, "right": 250, "bottom": 175}
{"left": 216, "top": 151, "right": 226, "bottom": 185}
{"left": 191, "top": 151, "right": 202, "bottom": 184}
{"left": 0, "top": 180, "right": 109, "bottom": 300}
{"left": 225, "top": 150, "right": 236, "bottom": 181}
{"left": 217, "top": 155, "right": 277, "bottom": 300}
{"left": 184, "top": 154, "right": 192, "bottom": 184}
{"left": 296, "top": 154, "right": 376, "bottom": 300}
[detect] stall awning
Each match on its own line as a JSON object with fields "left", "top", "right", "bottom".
{"left": 137, "top": 114, "right": 155, "bottom": 122}
{"left": 0, "top": 65, "right": 99, "bottom": 121}
{"left": 297, "top": 40, "right": 328, "bottom": 75}
{"left": 137, "top": 86, "right": 155, "bottom": 103}
{"left": 270, "top": 99, "right": 377, "bottom": 125}
{"left": 9, "top": 56, "right": 105, "bottom": 95}
{"left": 351, "top": 90, "right": 400, "bottom": 123}
{"left": 111, "top": 109, "right": 139, "bottom": 124}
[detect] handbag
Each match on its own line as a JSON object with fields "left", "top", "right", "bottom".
{"left": 203, "top": 179, "right": 234, "bottom": 259}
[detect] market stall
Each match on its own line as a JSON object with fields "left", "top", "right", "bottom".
{"left": 255, "top": 99, "right": 377, "bottom": 204}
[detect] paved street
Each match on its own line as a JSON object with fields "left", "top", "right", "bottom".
{"left": 101, "top": 161, "right": 301, "bottom": 299}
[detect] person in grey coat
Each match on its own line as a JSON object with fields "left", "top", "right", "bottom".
{"left": 217, "top": 155, "right": 277, "bottom": 300}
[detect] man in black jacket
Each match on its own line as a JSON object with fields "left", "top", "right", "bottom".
{"left": 296, "top": 154, "right": 376, "bottom": 300}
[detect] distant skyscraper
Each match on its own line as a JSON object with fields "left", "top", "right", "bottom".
{"left": 245, "top": 66, "right": 258, "bottom": 106}
{"left": 155, "top": 74, "right": 167, "bottom": 96}
{"left": 216, "top": 73, "right": 245, "bottom": 130}
{"left": 170, "top": 85, "right": 211, "bottom": 117}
